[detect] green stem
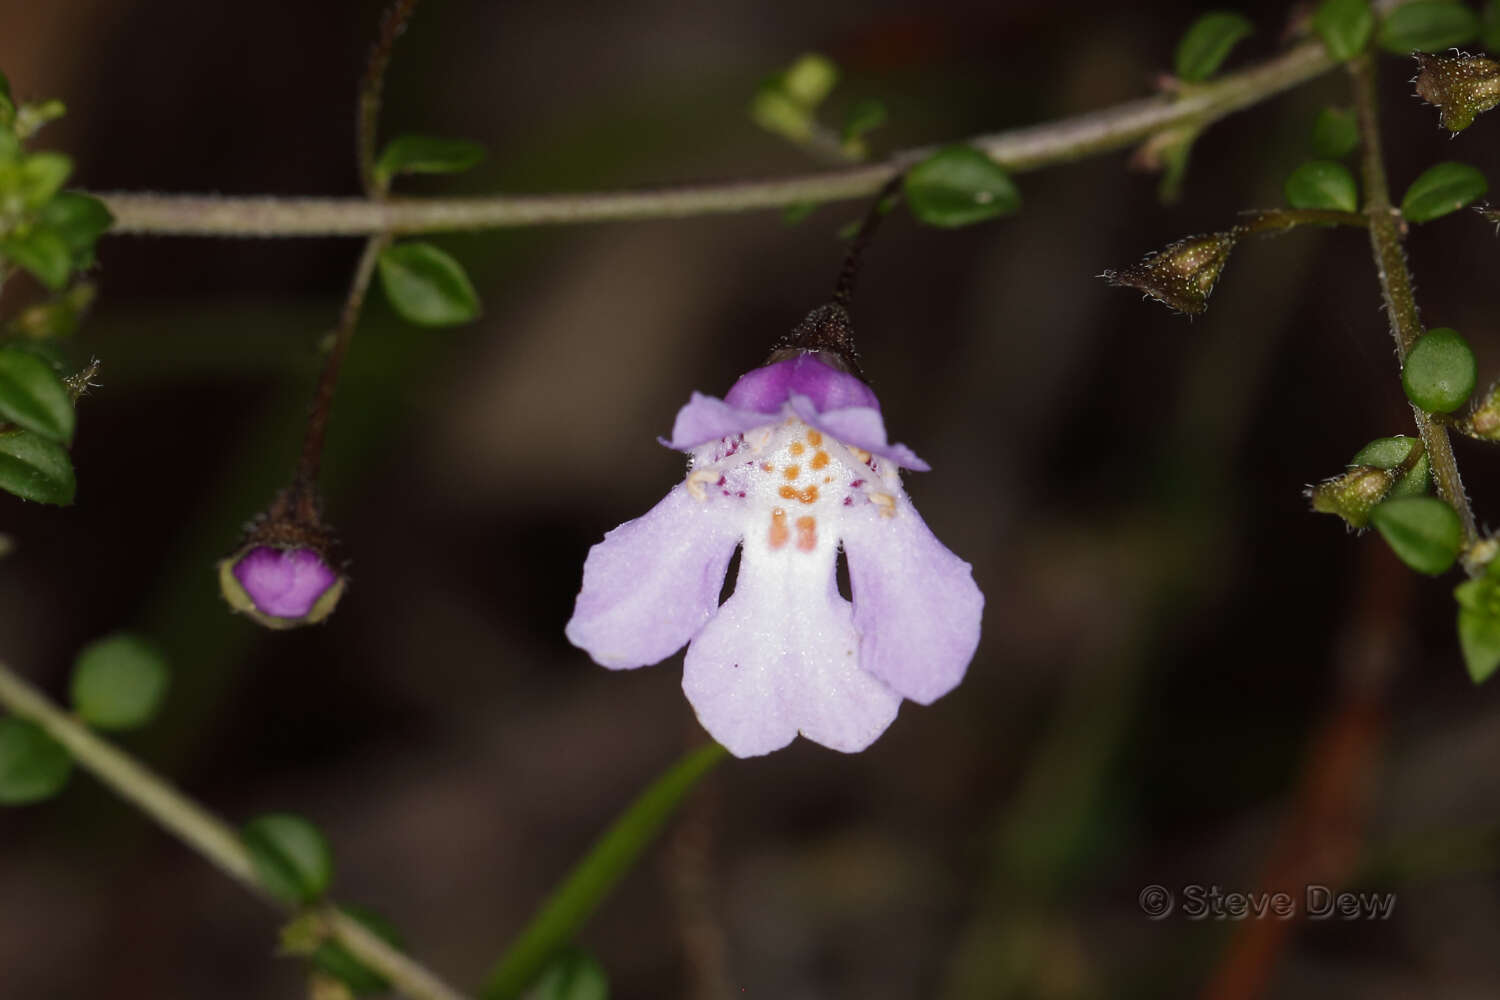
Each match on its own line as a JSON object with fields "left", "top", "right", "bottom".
{"left": 95, "top": 28, "right": 1352, "bottom": 238}
{"left": 1236, "top": 207, "right": 1368, "bottom": 235}
{"left": 480, "top": 743, "right": 729, "bottom": 999}
{"left": 0, "top": 659, "right": 473, "bottom": 1000}
{"left": 1347, "top": 54, "right": 1479, "bottom": 552}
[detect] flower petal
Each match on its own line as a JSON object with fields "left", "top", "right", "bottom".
{"left": 723, "top": 353, "right": 880, "bottom": 414}
{"left": 683, "top": 561, "right": 900, "bottom": 757}
{"left": 664, "top": 392, "right": 781, "bottom": 451}
{"left": 786, "top": 395, "right": 929, "bottom": 471}
{"left": 841, "top": 498, "right": 983, "bottom": 704}
{"left": 566, "top": 485, "right": 741, "bottom": 669}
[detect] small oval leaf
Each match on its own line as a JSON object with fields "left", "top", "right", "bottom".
{"left": 374, "top": 135, "right": 485, "bottom": 187}
{"left": 1313, "top": 0, "right": 1374, "bottom": 60}
{"left": 0, "top": 716, "right": 72, "bottom": 805}
{"left": 904, "top": 146, "right": 1021, "bottom": 228}
{"left": 378, "top": 242, "right": 481, "bottom": 326}
{"left": 70, "top": 633, "right": 169, "bottom": 731}
{"left": 1403, "top": 326, "right": 1476, "bottom": 413}
{"left": 1, "top": 226, "right": 73, "bottom": 291}
{"left": 1378, "top": 1, "right": 1480, "bottom": 52}
{"left": 0, "top": 428, "right": 75, "bottom": 505}
{"left": 1311, "top": 106, "right": 1359, "bottom": 159}
{"left": 1458, "top": 606, "right": 1500, "bottom": 682}
{"left": 1401, "top": 161, "right": 1488, "bottom": 222}
{"left": 1174, "top": 11, "right": 1255, "bottom": 83}
{"left": 1370, "top": 496, "right": 1463, "bottom": 575}
{"left": 1284, "top": 160, "right": 1359, "bottom": 212}
{"left": 40, "top": 192, "right": 113, "bottom": 268}
{"left": 242, "top": 812, "right": 334, "bottom": 905}
{"left": 1350, "top": 435, "right": 1430, "bottom": 497}
{"left": 0, "top": 347, "right": 74, "bottom": 444}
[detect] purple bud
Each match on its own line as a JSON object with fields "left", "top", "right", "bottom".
{"left": 218, "top": 487, "right": 346, "bottom": 629}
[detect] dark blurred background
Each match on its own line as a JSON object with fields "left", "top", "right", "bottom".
{"left": 3, "top": 1, "right": 1500, "bottom": 997}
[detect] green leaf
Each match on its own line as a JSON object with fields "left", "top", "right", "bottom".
{"left": 40, "top": 192, "right": 113, "bottom": 268}
{"left": 782, "top": 201, "right": 818, "bottom": 225}
{"left": 1311, "top": 107, "right": 1359, "bottom": 159}
{"left": 1174, "top": 11, "right": 1255, "bottom": 82}
{"left": 0, "top": 347, "right": 74, "bottom": 444}
{"left": 1458, "top": 606, "right": 1500, "bottom": 682}
{"left": 781, "top": 53, "right": 838, "bottom": 107}
{"left": 0, "top": 428, "right": 75, "bottom": 504}
{"left": 1370, "top": 496, "right": 1463, "bottom": 575}
{"left": 480, "top": 743, "right": 726, "bottom": 999}
{"left": 313, "top": 906, "right": 404, "bottom": 996}
{"left": 1350, "top": 435, "right": 1429, "bottom": 497}
{"left": 904, "top": 146, "right": 1021, "bottom": 228}
{"left": 1403, "top": 326, "right": 1477, "bottom": 412}
{"left": 1378, "top": 1, "right": 1480, "bottom": 52}
{"left": 522, "top": 949, "right": 608, "bottom": 1000}
{"left": 0, "top": 717, "right": 71, "bottom": 804}
{"left": 374, "top": 135, "right": 485, "bottom": 188}
{"left": 1, "top": 226, "right": 73, "bottom": 291}
{"left": 1283, "top": 160, "right": 1359, "bottom": 212}
{"left": 1313, "top": 0, "right": 1374, "bottom": 60}
{"left": 70, "top": 634, "right": 169, "bottom": 731}
{"left": 840, "top": 98, "right": 888, "bottom": 156}
{"left": 1401, "top": 161, "right": 1488, "bottom": 222}
{"left": 18, "top": 152, "right": 71, "bottom": 208}
{"left": 242, "top": 813, "right": 334, "bottom": 905}
{"left": 378, "top": 242, "right": 481, "bottom": 326}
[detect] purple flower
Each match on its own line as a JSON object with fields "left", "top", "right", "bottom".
{"left": 219, "top": 545, "right": 345, "bottom": 630}
{"left": 566, "top": 351, "right": 983, "bottom": 758}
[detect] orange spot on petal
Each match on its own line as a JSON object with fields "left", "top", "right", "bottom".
{"left": 768, "top": 509, "right": 789, "bottom": 549}
{"left": 795, "top": 516, "right": 817, "bottom": 552}
{"left": 760, "top": 462, "right": 773, "bottom": 472}
{"left": 783, "top": 465, "right": 800, "bottom": 480}
{"left": 810, "top": 450, "right": 830, "bottom": 470}
{"left": 806, "top": 429, "right": 823, "bottom": 446}
{"left": 778, "top": 484, "right": 819, "bottom": 504}
{"left": 789, "top": 442, "right": 805, "bottom": 456}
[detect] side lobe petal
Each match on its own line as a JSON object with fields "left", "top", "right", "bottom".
{"left": 841, "top": 499, "right": 983, "bottom": 704}
{"left": 565, "top": 485, "right": 741, "bottom": 670}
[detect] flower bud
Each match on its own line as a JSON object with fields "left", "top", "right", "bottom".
{"left": 218, "top": 487, "right": 346, "bottom": 630}
{"left": 1412, "top": 52, "right": 1500, "bottom": 133}
{"left": 1464, "top": 380, "right": 1500, "bottom": 440}
{"left": 1101, "top": 230, "right": 1239, "bottom": 315}
{"left": 1308, "top": 466, "right": 1402, "bottom": 530}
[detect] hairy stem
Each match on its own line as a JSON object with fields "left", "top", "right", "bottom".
{"left": 98, "top": 29, "right": 1349, "bottom": 238}
{"left": 1348, "top": 54, "right": 1479, "bottom": 550}
{"left": 359, "top": 0, "right": 421, "bottom": 197}
{"left": 0, "top": 660, "right": 472, "bottom": 1000}
{"left": 296, "top": 233, "right": 389, "bottom": 486}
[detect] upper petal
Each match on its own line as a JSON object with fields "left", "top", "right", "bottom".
{"left": 665, "top": 392, "right": 781, "bottom": 452}
{"left": 565, "top": 485, "right": 741, "bottom": 669}
{"left": 682, "top": 549, "right": 901, "bottom": 757}
{"left": 840, "top": 497, "right": 983, "bottom": 704}
{"left": 723, "top": 353, "right": 880, "bottom": 414}
{"left": 786, "top": 395, "right": 929, "bottom": 471}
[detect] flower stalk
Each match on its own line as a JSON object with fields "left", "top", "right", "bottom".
{"left": 1347, "top": 53, "right": 1479, "bottom": 554}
